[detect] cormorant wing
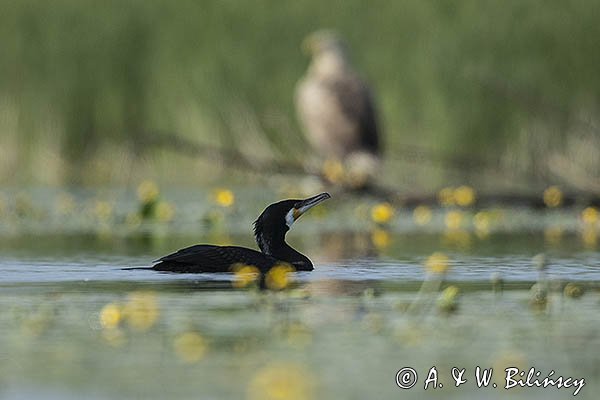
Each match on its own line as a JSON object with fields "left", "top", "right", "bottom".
{"left": 154, "top": 245, "right": 221, "bottom": 263}
{"left": 153, "top": 245, "right": 280, "bottom": 272}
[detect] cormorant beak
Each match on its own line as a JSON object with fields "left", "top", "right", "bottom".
{"left": 292, "top": 192, "right": 331, "bottom": 221}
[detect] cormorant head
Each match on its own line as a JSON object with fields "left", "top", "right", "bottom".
{"left": 253, "top": 192, "right": 331, "bottom": 254}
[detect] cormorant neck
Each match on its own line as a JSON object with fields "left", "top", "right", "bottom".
{"left": 254, "top": 220, "right": 285, "bottom": 255}
{"left": 254, "top": 223, "right": 313, "bottom": 271}
{"left": 274, "top": 240, "right": 313, "bottom": 271}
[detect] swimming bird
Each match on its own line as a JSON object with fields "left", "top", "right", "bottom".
{"left": 296, "top": 30, "right": 381, "bottom": 189}
{"left": 152, "top": 193, "right": 331, "bottom": 273}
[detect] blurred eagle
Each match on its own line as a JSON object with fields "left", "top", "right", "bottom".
{"left": 295, "top": 30, "right": 381, "bottom": 188}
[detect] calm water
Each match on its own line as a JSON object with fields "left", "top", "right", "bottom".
{"left": 0, "top": 188, "right": 599, "bottom": 399}
{"left": 1, "top": 229, "right": 599, "bottom": 284}
{"left": 1, "top": 248, "right": 599, "bottom": 284}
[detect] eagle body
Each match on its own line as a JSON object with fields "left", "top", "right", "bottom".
{"left": 296, "top": 31, "right": 381, "bottom": 188}
{"left": 296, "top": 71, "right": 379, "bottom": 159}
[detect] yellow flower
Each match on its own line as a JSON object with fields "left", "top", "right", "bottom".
{"left": 441, "top": 285, "right": 459, "bottom": 300}
{"left": 213, "top": 189, "right": 235, "bottom": 208}
{"left": 437, "top": 285, "right": 460, "bottom": 313}
{"left": 248, "top": 362, "right": 315, "bottom": 400}
{"left": 266, "top": 264, "right": 295, "bottom": 290}
{"left": 543, "top": 186, "right": 563, "bottom": 208}
{"left": 563, "top": 283, "right": 584, "bottom": 299}
{"left": 99, "top": 303, "right": 122, "bottom": 329}
{"left": 581, "top": 207, "right": 599, "bottom": 225}
{"left": 425, "top": 252, "right": 449, "bottom": 274}
{"left": 371, "top": 228, "right": 391, "bottom": 249}
{"left": 137, "top": 180, "right": 160, "bottom": 203}
{"left": 232, "top": 264, "right": 260, "bottom": 288}
{"left": 371, "top": 202, "right": 395, "bottom": 225}
{"left": 413, "top": 205, "right": 432, "bottom": 226}
{"left": 156, "top": 201, "right": 175, "bottom": 222}
{"left": 444, "top": 210, "right": 464, "bottom": 230}
{"left": 174, "top": 332, "right": 207, "bottom": 363}
{"left": 454, "top": 186, "right": 476, "bottom": 207}
{"left": 123, "top": 291, "right": 159, "bottom": 331}
{"left": 438, "top": 187, "right": 455, "bottom": 207}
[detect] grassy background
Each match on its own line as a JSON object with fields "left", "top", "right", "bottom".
{"left": 1, "top": 0, "right": 599, "bottom": 190}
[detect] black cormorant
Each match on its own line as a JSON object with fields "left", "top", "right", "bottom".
{"left": 152, "top": 192, "right": 331, "bottom": 273}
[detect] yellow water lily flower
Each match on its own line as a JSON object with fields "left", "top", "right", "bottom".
{"left": 123, "top": 291, "right": 160, "bottom": 331}
{"left": 438, "top": 187, "right": 455, "bottom": 207}
{"left": 413, "top": 205, "right": 432, "bottom": 226}
{"left": 100, "top": 303, "right": 122, "bottom": 329}
{"left": 232, "top": 264, "right": 260, "bottom": 288}
{"left": 425, "top": 252, "right": 449, "bottom": 274}
{"left": 266, "top": 264, "right": 295, "bottom": 290}
{"left": 581, "top": 207, "right": 598, "bottom": 225}
{"left": 371, "top": 202, "right": 395, "bottom": 225}
{"left": 213, "top": 188, "right": 235, "bottom": 207}
{"left": 371, "top": 228, "right": 391, "bottom": 249}
{"left": 444, "top": 210, "right": 464, "bottom": 230}
{"left": 248, "top": 362, "right": 315, "bottom": 400}
{"left": 454, "top": 185, "right": 476, "bottom": 207}
{"left": 137, "top": 180, "right": 160, "bottom": 203}
{"left": 543, "top": 186, "right": 562, "bottom": 208}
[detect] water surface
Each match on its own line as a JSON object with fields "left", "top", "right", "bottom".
{"left": 0, "top": 188, "right": 598, "bottom": 399}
